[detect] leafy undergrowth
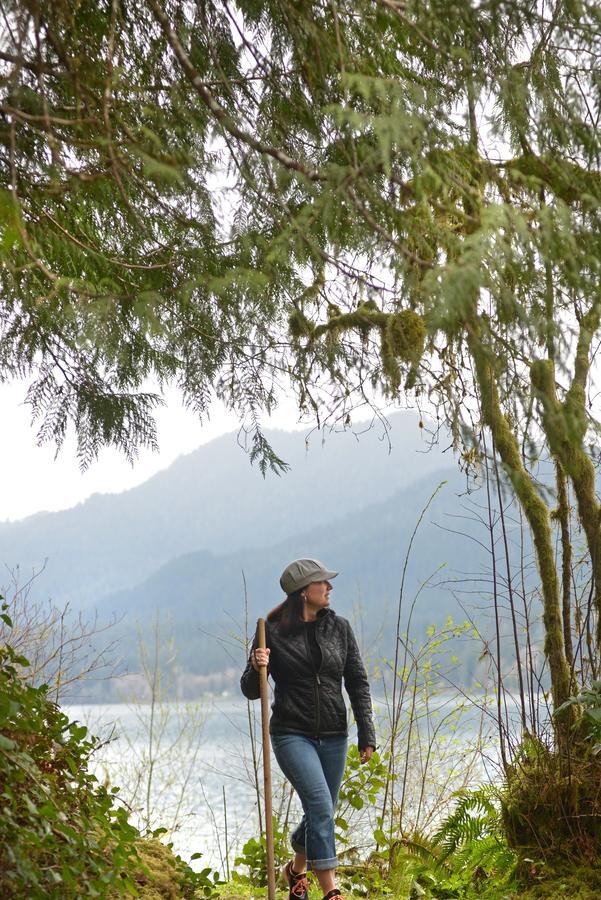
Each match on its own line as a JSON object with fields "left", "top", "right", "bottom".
{"left": 0, "top": 640, "right": 136, "bottom": 897}
{"left": 2, "top": 594, "right": 600, "bottom": 900}
{"left": 0, "top": 602, "right": 221, "bottom": 899}
{"left": 216, "top": 864, "right": 601, "bottom": 900}
{"left": 121, "top": 838, "right": 222, "bottom": 899}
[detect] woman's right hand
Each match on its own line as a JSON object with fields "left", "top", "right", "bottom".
{"left": 251, "top": 648, "right": 270, "bottom": 671}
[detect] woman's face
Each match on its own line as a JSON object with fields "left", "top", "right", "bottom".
{"left": 302, "top": 579, "right": 333, "bottom": 617}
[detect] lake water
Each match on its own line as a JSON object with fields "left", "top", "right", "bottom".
{"left": 66, "top": 694, "right": 272, "bottom": 874}
{"left": 65, "top": 691, "right": 501, "bottom": 876}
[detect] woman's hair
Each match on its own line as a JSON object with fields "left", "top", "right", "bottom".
{"left": 267, "top": 589, "right": 304, "bottom": 635}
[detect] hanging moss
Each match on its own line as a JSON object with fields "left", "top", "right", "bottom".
{"left": 310, "top": 301, "right": 385, "bottom": 350}
{"left": 386, "top": 309, "right": 426, "bottom": 365}
{"left": 380, "top": 324, "right": 402, "bottom": 391}
{"left": 315, "top": 301, "right": 384, "bottom": 331}
{"left": 508, "top": 153, "right": 601, "bottom": 207}
{"left": 288, "top": 308, "right": 315, "bottom": 339}
{"left": 381, "top": 312, "right": 423, "bottom": 391}
{"left": 293, "top": 303, "right": 425, "bottom": 392}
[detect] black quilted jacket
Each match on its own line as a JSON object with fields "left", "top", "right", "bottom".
{"left": 240, "top": 608, "right": 376, "bottom": 749}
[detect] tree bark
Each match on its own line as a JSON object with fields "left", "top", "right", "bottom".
{"left": 555, "top": 462, "right": 575, "bottom": 675}
{"left": 530, "top": 349, "right": 601, "bottom": 649}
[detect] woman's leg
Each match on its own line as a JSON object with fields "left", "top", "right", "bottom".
{"left": 292, "top": 851, "right": 307, "bottom": 873}
{"left": 312, "top": 735, "right": 347, "bottom": 896}
{"left": 271, "top": 734, "right": 347, "bottom": 895}
{"left": 313, "top": 867, "right": 336, "bottom": 894}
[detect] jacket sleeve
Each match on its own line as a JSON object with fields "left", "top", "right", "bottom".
{"left": 343, "top": 620, "right": 376, "bottom": 750}
{"left": 240, "top": 628, "right": 270, "bottom": 700}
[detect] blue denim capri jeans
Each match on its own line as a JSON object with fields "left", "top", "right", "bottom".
{"left": 271, "top": 733, "right": 348, "bottom": 870}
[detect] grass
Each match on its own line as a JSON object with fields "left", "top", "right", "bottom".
{"left": 126, "top": 838, "right": 601, "bottom": 899}
{"left": 214, "top": 866, "right": 601, "bottom": 899}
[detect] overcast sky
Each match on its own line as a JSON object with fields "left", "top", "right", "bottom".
{"left": 0, "top": 380, "right": 306, "bottom": 523}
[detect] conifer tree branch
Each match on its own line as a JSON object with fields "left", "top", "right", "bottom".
{"left": 148, "top": 0, "right": 325, "bottom": 184}
{"left": 346, "top": 186, "right": 435, "bottom": 269}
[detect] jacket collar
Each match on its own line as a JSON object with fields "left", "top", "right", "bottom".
{"left": 316, "top": 607, "right": 335, "bottom": 621}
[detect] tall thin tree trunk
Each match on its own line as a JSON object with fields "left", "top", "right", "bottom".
{"left": 468, "top": 323, "right": 574, "bottom": 745}
{"left": 519, "top": 506, "right": 538, "bottom": 732}
{"left": 556, "top": 462, "right": 574, "bottom": 677}
{"left": 531, "top": 307, "right": 601, "bottom": 649}
{"left": 482, "top": 429, "right": 509, "bottom": 770}
{"left": 493, "top": 441, "right": 528, "bottom": 732}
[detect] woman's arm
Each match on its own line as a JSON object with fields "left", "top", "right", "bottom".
{"left": 343, "top": 620, "right": 376, "bottom": 751}
{"left": 240, "top": 632, "right": 271, "bottom": 699}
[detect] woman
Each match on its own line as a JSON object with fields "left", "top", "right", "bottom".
{"left": 240, "top": 558, "right": 376, "bottom": 900}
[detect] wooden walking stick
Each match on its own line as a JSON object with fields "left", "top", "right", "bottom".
{"left": 257, "top": 617, "right": 276, "bottom": 900}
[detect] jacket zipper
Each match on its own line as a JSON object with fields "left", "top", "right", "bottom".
{"left": 304, "top": 626, "right": 322, "bottom": 738}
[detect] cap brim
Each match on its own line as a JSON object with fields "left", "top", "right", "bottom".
{"left": 294, "top": 569, "right": 338, "bottom": 591}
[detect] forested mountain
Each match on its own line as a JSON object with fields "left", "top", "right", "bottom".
{"left": 0, "top": 412, "right": 448, "bottom": 609}
{"left": 97, "top": 464, "right": 486, "bottom": 674}
{"left": 1, "top": 412, "right": 520, "bottom": 693}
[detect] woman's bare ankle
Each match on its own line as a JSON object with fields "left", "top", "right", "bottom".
{"left": 292, "top": 852, "right": 307, "bottom": 875}
{"left": 314, "top": 868, "right": 336, "bottom": 894}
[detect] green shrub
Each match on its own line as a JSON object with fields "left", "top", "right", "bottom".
{"left": 0, "top": 613, "right": 141, "bottom": 896}
{"left": 393, "top": 786, "right": 517, "bottom": 898}
{"left": 0, "top": 600, "right": 221, "bottom": 898}
{"left": 232, "top": 817, "right": 290, "bottom": 887}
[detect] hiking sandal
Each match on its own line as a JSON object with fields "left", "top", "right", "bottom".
{"left": 282, "top": 860, "right": 310, "bottom": 900}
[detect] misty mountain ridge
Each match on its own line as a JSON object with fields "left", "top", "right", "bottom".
{"left": 96, "top": 464, "right": 497, "bottom": 676}
{"left": 1, "top": 411, "right": 517, "bottom": 694}
{"left": 0, "top": 411, "right": 450, "bottom": 609}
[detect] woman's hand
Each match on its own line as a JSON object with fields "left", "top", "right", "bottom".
{"left": 251, "top": 648, "right": 270, "bottom": 671}
{"left": 360, "top": 746, "right": 374, "bottom": 764}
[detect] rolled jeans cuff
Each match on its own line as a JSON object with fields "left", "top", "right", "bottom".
{"left": 307, "top": 855, "right": 338, "bottom": 871}
{"left": 291, "top": 836, "right": 338, "bottom": 869}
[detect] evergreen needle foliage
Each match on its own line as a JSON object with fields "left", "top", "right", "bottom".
{"left": 3, "top": 0, "right": 601, "bottom": 858}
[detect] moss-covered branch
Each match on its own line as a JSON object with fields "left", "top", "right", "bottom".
{"left": 289, "top": 302, "right": 426, "bottom": 390}
{"left": 467, "top": 318, "right": 574, "bottom": 735}
{"left": 530, "top": 351, "right": 601, "bottom": 647}
{"left": 501, "top": 154, "right": 601, "bottom": 206}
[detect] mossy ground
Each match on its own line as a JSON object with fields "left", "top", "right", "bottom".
{"left": 109, "top": 838, "right": 200, "bottom": 899}
{"left": 216, "top": 888, "right": 395, "bottom": 899}
{"left": 128, "top": 841, "right": 601, "bottom": 899}
{"left": 214, "top": 867, "right": 601, "bottom": 899}
{"left": 508, "top": 860, "right": 601, "bottom": 899}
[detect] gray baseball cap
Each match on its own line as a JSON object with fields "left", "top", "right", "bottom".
{"left": 279, "top": 558, "right": 339, "bottom": 594}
